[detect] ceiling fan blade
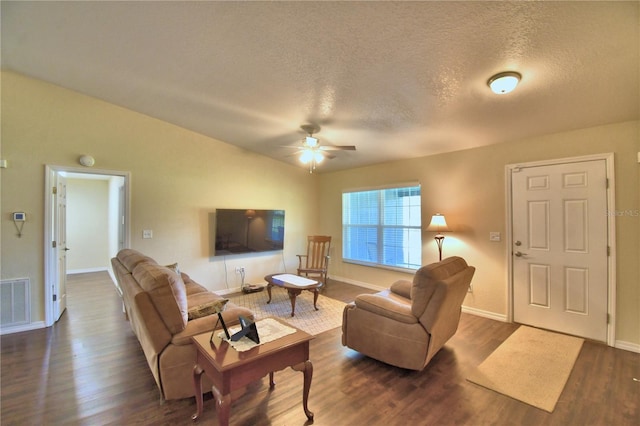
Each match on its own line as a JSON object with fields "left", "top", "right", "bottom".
{"left": 319, "top": 145, "right": 357, "bottom": 151}
{"left": 319, "top": 151, "right": 336, "bottom": 160}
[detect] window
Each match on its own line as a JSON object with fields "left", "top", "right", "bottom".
{"left": 269, "top": 210, "right": 285, "bottom": 243}
{"left": 342, "top": 184, "right": 421, "bottom": 270}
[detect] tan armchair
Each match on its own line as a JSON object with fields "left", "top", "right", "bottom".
{"left": 296, "top": 235, "right": 331, "bottom": 286}
{"left": 342, "top": 256, "right": 475, "bottom": 370}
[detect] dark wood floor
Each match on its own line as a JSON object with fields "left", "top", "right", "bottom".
{"left": 1, "top": 272, "right": 638, "bottom": 425}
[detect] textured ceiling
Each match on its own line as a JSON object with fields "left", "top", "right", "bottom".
{"left": 2, "top": 1, "right": 638, "bottom": 173}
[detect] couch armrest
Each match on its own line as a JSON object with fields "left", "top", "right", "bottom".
{"left": 390, "top": 279, "right": 412, "bottom": 299}
{"left": 171, "top": 315, "right": 220, "bottom": 345}
{"left": 354, "top": 294, "right": 418, "bottom": 324}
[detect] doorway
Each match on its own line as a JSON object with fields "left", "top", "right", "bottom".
{"left": 506, "top": 153, "right": 616, "bottom": 345}
{"left": 44, "top": 165, "right": 130, "bottom": 327}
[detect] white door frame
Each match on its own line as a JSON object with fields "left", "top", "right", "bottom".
{"left": 505, "top": 153, "right": 616, "bottom": 346}
{"left": 44, "top": 165, "right": 131, "bottom": 327}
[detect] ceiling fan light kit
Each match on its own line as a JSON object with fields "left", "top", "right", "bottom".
{"left": 300, "top": 149, "right": 323, "bottom": 164}
{"left": 294, "top": 124, "right": 356, "bottom": 173}
{"left": 305, "top": 136, "right": 319, "bottom": 147}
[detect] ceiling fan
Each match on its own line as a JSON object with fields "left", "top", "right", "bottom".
{"left": 289, "top": 124, "right": 356, "bottom": 173}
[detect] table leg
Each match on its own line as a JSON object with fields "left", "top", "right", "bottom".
{"left": 266, "top": 283, "right": 273, "bottom": 303}
{"left": 287, "top": 289, "right": 302, "bottom": 317}
{"left": 212, "top": 386, "right": 231, "bottom": 426}
{"left": 312, "top": 289, "right": 319, "bottom": 311}
{"left": 292, "top": 360, "right": 314, "bottom": 421}
{"left": 191, "top": 365, "right": 204, "bottom": 421}
{"left": 269, "top": 371, "right": 275, "bottom": 388}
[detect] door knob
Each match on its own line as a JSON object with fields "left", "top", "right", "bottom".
{"left": 64, "top": 247, "right": 71, "bottom": 251}
{"left": 514, "top": 251, "right": 527, "bottom": 257}
{"left": 514, "top": 240, "right": 522, "bottom": 246}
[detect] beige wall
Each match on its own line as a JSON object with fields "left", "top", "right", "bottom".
{"left": 320, "top": 121, "right": 639, "bottom": 347}
{"left": 2, "top": 71, "right": 637, "bottom": 347}
{"left": 66, "top": 178, "right": 110, "bottom": 272}
{"left": 1, "top": 71, "right": 318, "bottom": 324}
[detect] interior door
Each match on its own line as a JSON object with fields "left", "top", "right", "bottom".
{"left": 511, "top": 159, "right": 608, "bottom": 342}
{"left": 54, "top": 173, "right": 68, "bottom": 321}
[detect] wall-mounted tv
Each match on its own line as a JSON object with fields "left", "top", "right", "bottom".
{"left": 213, "top": 209, "right": 285, "bottom": 256}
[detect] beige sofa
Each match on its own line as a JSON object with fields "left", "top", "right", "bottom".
{"left": 111, "top": 248, "right": 253, "bottom": 400}
{"left": 342, "top": 256, "right": 475, "bottom": 370}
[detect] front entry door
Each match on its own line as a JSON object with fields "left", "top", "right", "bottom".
{"left": 511, "top": 159, "right": 608, "bottom": 342}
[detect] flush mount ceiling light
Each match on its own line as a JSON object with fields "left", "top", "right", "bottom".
{"left": 78, "top": 155, "right": 95, "bottom": 167}
{"left": 487, "top": 71, "right": 522, "bottom": 94}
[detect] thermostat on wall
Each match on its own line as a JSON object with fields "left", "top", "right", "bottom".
{"left": 13, "top": 212, "right": 26, "bottom": 222}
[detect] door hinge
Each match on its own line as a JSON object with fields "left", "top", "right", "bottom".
{"left": 607, "top": 313, "right": 610, "bottom": 324}
{"left": 605, "top": 178, "right": 609, "bottom": 189}
{"left": 52, "top": 186, "right": 57, "bottom": 194}
{"left": 607, "top": 246, "right": 610, "bottom": 256}
{"left": 52, "top": 241, "right": 57, "bottom": 248}
{"left": 53, "top": 294, "right": 57, "bottom": 302}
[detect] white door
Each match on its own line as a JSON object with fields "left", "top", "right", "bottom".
{"left": 512, "top": 159, "right": 608, "bottom": 342}
{"left": 54, "top": 173, "right": 68, "bottom": 321}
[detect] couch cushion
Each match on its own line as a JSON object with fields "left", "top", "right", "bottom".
{"left": 181, "top": 272, "right": 209, "bottom": 296}
{"left": 117, "top": 248, "right": 157, "bottom": 272}
{"left": 133, "top": 262, "right": 188, "bottom": 334}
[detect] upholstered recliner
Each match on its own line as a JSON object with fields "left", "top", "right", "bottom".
{"left": 342, "top": 256, "right": 475, "bottom": 370}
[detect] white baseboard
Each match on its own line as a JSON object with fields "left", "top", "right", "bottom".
{"left": 217, "top": 286, "right": 242, "bottom": 296}
{"left": 68, "top": 267, "right": 108, "bottom": 274}
{"left": 0, "top": 321, "right": 46, "bottom": 335}
{"left": 461, "top": 305, "right": 508, "bottom": 322}
{"left": 614, "top": 340, "right": 640, "bottom": 353}
{"left": 332, "top": 276, "right": 509, "bottom": 322}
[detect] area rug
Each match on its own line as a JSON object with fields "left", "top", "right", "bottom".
{"left": 467, "top": 326, "right": 584, "bottom": 412}
{"left": 227, "top": 288, "right": 346, "bottom": 336}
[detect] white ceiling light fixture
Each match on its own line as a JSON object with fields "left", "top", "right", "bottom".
{"left": 78, "top": 155, "right": 95, "bottom": 167}
{"left": 487, "top": 71, "right": 522, "bottom": 94}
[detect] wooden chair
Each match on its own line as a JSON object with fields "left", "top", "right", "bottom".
{"left": 296, "top": 236, "right": 331, "bottom": 287}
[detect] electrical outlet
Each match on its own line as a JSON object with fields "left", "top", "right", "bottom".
{"left": 235, "top": 267, "right": 245, "bottom": 273}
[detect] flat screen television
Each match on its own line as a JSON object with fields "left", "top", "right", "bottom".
{"left": 213, "top": 209, "right": 285, "bottom": 256}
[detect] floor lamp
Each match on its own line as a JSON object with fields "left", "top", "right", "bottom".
{"left": 426, "top": 213, "right": 450, "bottom": 261}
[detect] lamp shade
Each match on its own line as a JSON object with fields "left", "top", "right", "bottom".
{"left": 426, "top": 214, "right": 449, "bottom": 233}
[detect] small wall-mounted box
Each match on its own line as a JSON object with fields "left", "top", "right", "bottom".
{"left": 13, "top": 212, "right": 26, "bottom": 222}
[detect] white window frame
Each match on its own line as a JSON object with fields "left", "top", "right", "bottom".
{"left": 342, "top": 182, "right": 421, "bottom": 271}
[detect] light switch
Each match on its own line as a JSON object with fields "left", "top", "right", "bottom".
{"left": 142, "top": 230, "right": 153, "bottom": 239}
{"left": 489, "top": 232, "right": 501, "bottom": 242}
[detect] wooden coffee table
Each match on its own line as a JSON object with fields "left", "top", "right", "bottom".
{"left": 264, "top": 273, "right": 322, "bottom": 317}
{"left": 191, "top": 318, "right": 314, "bottom": 425}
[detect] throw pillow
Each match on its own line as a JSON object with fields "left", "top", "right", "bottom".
{"left": 188, "top": 299, "right": 229, "bottom": 320}
{"left": 166, "top": 262, "right": 180, "bottom": 275}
